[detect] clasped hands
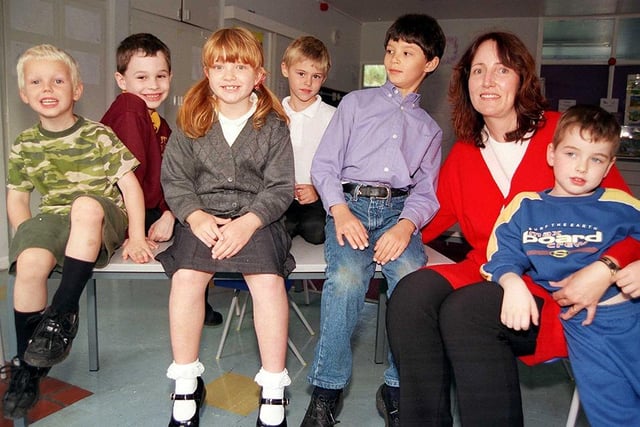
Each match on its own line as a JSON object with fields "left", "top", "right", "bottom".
{"left": 187, "top": 210, "right": 261, "bottom": 260}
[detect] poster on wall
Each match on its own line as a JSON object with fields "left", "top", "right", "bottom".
{"left": 619, "top": 126, "right": 640, "bottom": 160}
{"left": 625, "top": 74, "right": 640, "bottom": 126}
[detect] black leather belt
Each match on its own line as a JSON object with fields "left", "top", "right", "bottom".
{"left": 342, "top": 183, "right": 408, "bottom": 198}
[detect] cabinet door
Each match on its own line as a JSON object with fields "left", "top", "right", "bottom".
{"left": 131, "top": 0, "right": 181, "bottom": 21}
{"left": 181, "top": 0, "right": 220, "bottom": 31}
{"left": 130, "top": 10, "right": 207, "bottom": 130}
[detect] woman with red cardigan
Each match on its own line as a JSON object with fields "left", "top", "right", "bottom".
{"left": 387, "top": 31, "right": 640, "bottom": 426}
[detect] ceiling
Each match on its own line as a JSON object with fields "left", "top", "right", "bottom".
{"left": 325, "top": 0, "right": 640, "bottom": 22}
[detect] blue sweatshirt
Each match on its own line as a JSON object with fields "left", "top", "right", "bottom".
{"left": 482, "top": 187, "right": 640, "bottom": 302}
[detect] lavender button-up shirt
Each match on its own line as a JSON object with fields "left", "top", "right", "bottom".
{"left": 311, "top": 80, "right": 442, "bottom": 231}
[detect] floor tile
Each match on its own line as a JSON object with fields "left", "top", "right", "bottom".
{"left": 206, "top": 372, "right": 259, "bottom": 416}
{"left": 0, "top": 270, "right": 590, "bottom": 426}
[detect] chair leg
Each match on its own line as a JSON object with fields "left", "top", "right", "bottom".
{"left": 302, "top": 279, "right": 318, "bottom": 305}
{"left": 288, "top": 298, "right": 315, "bottom": 336}
{"left": 236, "top": 292, "right": 250, "bottom": 332}
{"left": 558, "top": 358, "right": 580, "bottom": 427}
{"left": 216, "top": 288, "right": 310, "bottom": 366}
{"left": 287, "top": 337, "right": 306, "bottom": 366}
{"left": 0, "top": 314, "right": 6, "bottom": 379}
{"left": 374, "top": 290, "right": 387, "bottom": 364}
{"left": 566, "top": 387, "right": 580, "bottom": 427}
{"left": 87, "top": 278, "right": 99, "bottom": 371}
{"left": 216, "top": 290, "right": 240, "bottom": 360}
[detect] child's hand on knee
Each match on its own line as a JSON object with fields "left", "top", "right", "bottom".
{"left": 122, "top": 237, "right": 156, "bottom": 263}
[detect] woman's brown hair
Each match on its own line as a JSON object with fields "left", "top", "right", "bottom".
{"left": 449, "top": 31, "right": 548, "bottom": 147}
{"left": 177, "top": 27, "right": 288, "bottom": 138}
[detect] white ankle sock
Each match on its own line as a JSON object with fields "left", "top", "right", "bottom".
{"left": 254, "top": 368, "right": 291, "bottom": 425}
{"left": 173, "top": 378, "right": 197, "bottom": 421}
{"left": 166, "top": 360, "right": 205, "bottom": 422}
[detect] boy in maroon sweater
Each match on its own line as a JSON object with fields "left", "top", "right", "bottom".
{"left": 102, "top": 33, "right": 222, "bottom": 325}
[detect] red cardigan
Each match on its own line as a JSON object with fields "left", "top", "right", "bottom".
{"left": 101, "top": 93, "right": 172, "bottom": 212}
{"left": 422, "top": 111, "right": 639, "bottom": 365}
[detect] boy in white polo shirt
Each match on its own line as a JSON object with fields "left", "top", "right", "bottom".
{"left": 280, "top": 36, "right": 336, "bottom": 244}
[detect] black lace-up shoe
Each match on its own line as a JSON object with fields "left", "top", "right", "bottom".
{"left": 300, "top": 388, "right": 342, "bottom": 427}
{"left": 23, "top": 308, "right": 79, "bottom": 368}
{"left": 2, "top": 357, "right": 49, "bottom": 419}
{"left": 375, "top": 384, "right": 400, "bottom": 427}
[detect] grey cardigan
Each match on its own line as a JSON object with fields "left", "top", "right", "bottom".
{"left": 161, "top": 112, "right": 294, "bottom": 228}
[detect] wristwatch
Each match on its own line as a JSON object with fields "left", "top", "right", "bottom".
{"left": 598, "top": 256, "right": 619, "bottom": 277}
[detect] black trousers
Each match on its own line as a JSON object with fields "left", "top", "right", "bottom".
{"left": 283, "top": 199, "right": 326, "bottom": 245}
{"left": 387, "top": 269, "right": 542, "bottom": 427}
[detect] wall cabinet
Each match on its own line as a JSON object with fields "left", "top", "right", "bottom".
{"left": 131, "top": 0, "right": 220, "bottom": 31}
{"left": 130, "top": 9, "right": 210, "bottom": 129}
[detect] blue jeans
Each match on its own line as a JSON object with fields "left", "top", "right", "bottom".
{"left": 307, "top": 192, "right": 427, "bottom": 389}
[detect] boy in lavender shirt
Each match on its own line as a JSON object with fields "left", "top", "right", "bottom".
{"left": 302, "top": 14, "right": 445, "bottom": 427}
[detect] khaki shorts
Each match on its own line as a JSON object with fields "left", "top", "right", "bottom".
{"left": 9, "top": 195, "right": 128, "bottom": 274}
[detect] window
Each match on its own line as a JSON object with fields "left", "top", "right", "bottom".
{"left": 542, "top": 17, "right": 640, "bottom": 62}
{"left": 362, "top": 64, "right": 386, "bottom": 87}
{"left": 541, "top": 16, "right": 640, "bottom": 115}
{"left": 616, "top": 17, "right": 640, "bottom": 60}
{"left": 542, "top": 19, "right": 614, "bottom": 61}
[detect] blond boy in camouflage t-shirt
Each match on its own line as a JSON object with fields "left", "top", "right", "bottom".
{"left": 3, "top": 44, "right": 154, "bottom": 420}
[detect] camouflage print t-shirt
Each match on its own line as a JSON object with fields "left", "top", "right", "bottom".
{"left": 7, "top": 116, "right": 139, "bottom": 215}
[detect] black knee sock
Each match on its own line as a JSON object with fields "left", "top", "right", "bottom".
{"left": 50, "top": 256, "right": 96, "bottom": 314}
{"left": 15, "top": 310, "right": 43, "bottom": 359}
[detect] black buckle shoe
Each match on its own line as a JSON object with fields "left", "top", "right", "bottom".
{"left": 300, "top": 389, "right": 342, "bottom": 427}
{"left": 204, "top": 302, "right": 223, "bottom": 327}
{"left": 376, "top": 384, "right": 400, "bottom": 427}
{"left": 24, "top": 308, "right": 79, "bottom": 368}
{"left": 1, "top": 357, "right": 49, "bottom": 419}
{"left": 168, "top": 376, "right": 207, "bottom": 427}
{"left": 256, "top": 390, "right": 289, "bottom": 427}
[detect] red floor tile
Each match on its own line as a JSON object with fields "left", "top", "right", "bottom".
{"left": 0, "top": 368, "right": 92, "bottom": 425}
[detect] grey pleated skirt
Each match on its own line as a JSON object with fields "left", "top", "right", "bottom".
{"left": 156, "top": 220, "right": 296, "bottom": 278}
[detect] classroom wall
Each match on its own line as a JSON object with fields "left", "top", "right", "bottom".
{"left": 0, "top": 0, "right": 363, "bottom": 268}
{"left": 361, "top": 17, "right": 541, "bottom": 157}
{"left": 0, "top": 0, "right": 7, "bottom": 269}
{"left": 228, "top": 0, "right": 362, "bottom": 93}
{"left": 0, "top": 1, "right": 556, "bottom": 268}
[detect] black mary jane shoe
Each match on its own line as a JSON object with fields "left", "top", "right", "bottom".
{"left": 168, "top": 377, "right": 207, "bottom": 427}
{"left": 256, "top": 394, "right": 289, "bottom": 427}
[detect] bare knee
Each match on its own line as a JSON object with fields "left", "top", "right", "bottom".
{"left": 70, "top": 197, "right": 104, "bottom": 226}
{"left": 15, "top": 248, "right": 56, "bottom": 282}
{"left": 171, "top": 270, "right": 210, "bottom": 297}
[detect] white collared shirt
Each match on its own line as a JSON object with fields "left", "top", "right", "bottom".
{"left": 282, "top": 95, "right": 336, "bottom": 184}
{"left": 218, "top": 93, "right": 258, "bottom": 146}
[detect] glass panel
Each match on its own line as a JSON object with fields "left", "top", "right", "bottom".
{"left": 362, "top": 64, "right": 386, "bottom": 87}
{"left": 543, "top": 19, "right": 614, "bottom": 60}
{"left": 616, "top": 18, "right": 640, "bottom": 60}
